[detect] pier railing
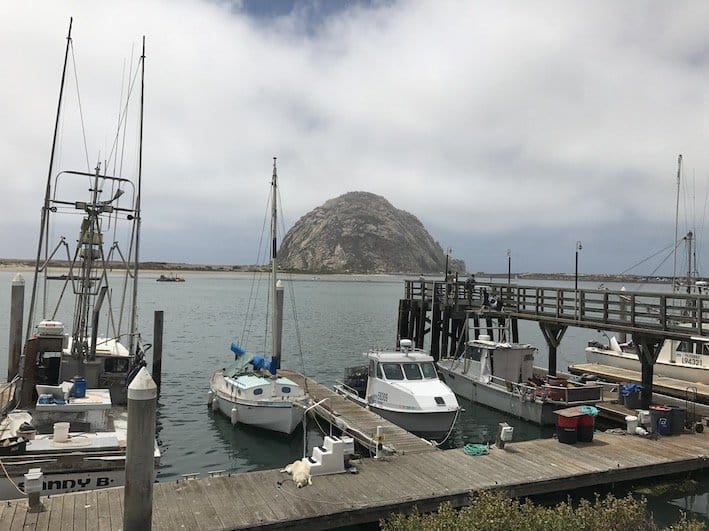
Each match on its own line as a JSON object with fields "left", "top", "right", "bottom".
{"left": 404, "top": 280, "right": 709, "bottom": 340}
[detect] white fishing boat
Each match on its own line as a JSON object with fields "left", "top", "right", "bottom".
{"left": 437, "top": 318, "right": 602, "bottom": 426}
{"left": 334, "top": 339, "right": 460, "bottom": 441}
{"left": 0, "top": 20, "right": 159, "bottom": 500}
{"left": 208, "top": 159, "right": 309, "bottom": 435}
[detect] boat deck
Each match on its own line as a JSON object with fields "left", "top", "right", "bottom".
{"left": 4, "top": 429, "right": 709, "bottom": 530}
{"left": 281, "top": 370, "right": 438, "bottom": 455}
{"left": 569, "top": 363, "right": 709, "bottom": 403}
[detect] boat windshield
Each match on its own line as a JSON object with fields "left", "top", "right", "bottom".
{"left": 420, "top": 362, "right": 437, "bottom": 378}
{"left": 402, "top": 363, "right": 422, "bottom": 380}
{"left": 381, "top": 363, "right": 404, "bottom": 380}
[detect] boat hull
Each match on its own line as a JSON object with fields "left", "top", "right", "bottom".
{"left": 586, "top": 347, "right": 709, "bottom": 385}
{"left": 334, "top": 385, "right": 457, "bottom": 441}
{"left": 437, "top": 362, "right": 575, "bottom": 426}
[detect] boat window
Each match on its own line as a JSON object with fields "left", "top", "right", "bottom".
{"left": 465, "top": 346, "right": 483, "bottom": 361}
{"left": 678, "top": 341, "right": 692, "bottom": 353}
{"left": 281, "top": 386, "right": 291, "bottom": 394}
{"left": 420, "top": 362, "right": 437, "bottom": 379}
{"left": 403, "top": 363, "right": 423, "bottom": 380}
{"left": 382, "top": 363, "right": 404, "bottom": 380}
{"left": 376, "top": 363, "right": 383, "bottom": 379}
{"left": 253, "top": 388, "right": 263, "bottom": 395}
{"left": 702, "top": 344, "right": 709, "bottom": 356}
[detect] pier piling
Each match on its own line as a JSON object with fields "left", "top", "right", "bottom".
{"left": 8, "top": 273, "right": 24, "bottom": 381}
{"left": 151, "top": 310, "right": 163, "bottom": 393}
{"left": 124, "top": 367, "right": 157, "bottom": 530}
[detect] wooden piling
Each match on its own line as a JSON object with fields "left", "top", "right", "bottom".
{"left": 8, "top": 273, "right": 24, "bottom": 381}
{"left": 151, "top": 310, "right": 164, "bottom": 392}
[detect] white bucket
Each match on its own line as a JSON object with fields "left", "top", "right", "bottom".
{"left": 53, "top": 422, "right": 70, "bottom": 443}
{"left": 625, "top": 415, "right": 638, "bottom": 434}
{"left": 637, "top": 410, "right": 651, "bottom": 426}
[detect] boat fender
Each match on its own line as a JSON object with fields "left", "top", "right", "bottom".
{"left": 230, "top": 407, "right": 238, "bottom": 425}
{"left": 207, "top": 390, "right": 214, "bottom": 406}
{"left": 211, "top": 396, "right": 219, "bottom": 411}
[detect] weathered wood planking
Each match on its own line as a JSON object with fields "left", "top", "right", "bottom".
{"left": 9, "top": 429, "right": 709, "bottom": 530}
{"left": 282, "top": 370, "right": 438, "bottom": 455}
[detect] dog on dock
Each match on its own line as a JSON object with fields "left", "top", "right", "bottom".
{"left": 280, "top": 458, "right": 312, "bottom": 488}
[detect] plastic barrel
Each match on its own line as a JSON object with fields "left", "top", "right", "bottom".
{"left": 577, "top": 415, "right": 594, "bottom": 442}
{"left": 624, "top": 391, "right": 642, "bottom": 409}
{"left": 73, "top": 377, "right": 86, "bottom": 399}
{"left": 668, "top": 406, "right": 686, "bottom": 435}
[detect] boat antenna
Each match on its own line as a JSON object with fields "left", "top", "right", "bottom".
{"left": 129, "top": 35, "right": 145, "bottom": 357}
{"left": 27, "top": 17, "right": 73, "bottom": 340}
{"left": 672, "top": 153, "right": 682, "bottom": 292}
{"left": 271, "top": 157, "right": 278, "bottom": 370}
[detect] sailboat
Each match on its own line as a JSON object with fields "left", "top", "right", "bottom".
{"left": 209, "top": 159, "right": 309, "bottom": 435}
{"left": 585, "top": 154, "right": 709, "bottom": 384}
{"left": 0, "top": 20, "right": 159, "bottom": 500}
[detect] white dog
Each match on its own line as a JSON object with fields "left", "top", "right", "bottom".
{"left": 280, "top": 458, "right": 312, "bottom": 488}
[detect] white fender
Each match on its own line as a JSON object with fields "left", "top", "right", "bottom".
{"left": 230, "top": 407, "right": 238, "bottom": 425}
{"left": 207, "top": 390, "right": 214, "bottom": 406}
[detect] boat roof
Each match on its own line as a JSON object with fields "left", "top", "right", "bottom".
{"left": 467, "top": 338, "right": 537, "bottom": 351}
{"left": 364, "top": 349, "right": 434, "bottom": 363}
{"left": 225, "top": 374, "right": 299, "bottom": 390}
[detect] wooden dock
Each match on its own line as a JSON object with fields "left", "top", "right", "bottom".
{"left": 282, "top": 370, "right": 438, "bottom": 455}
{"left": 4, "top": 429, "right": 709, "bottom": 530}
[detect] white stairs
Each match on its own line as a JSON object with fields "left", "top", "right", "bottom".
{"left": 305, "top": 435, "right": 355, "bottom": 476}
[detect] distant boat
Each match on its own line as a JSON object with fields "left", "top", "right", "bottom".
{"left": 208, "top": 159, "right": 309, "bottom": 435}
{"left": 156, "top": 273, "right": 185, "bottom": 282}
{"left": 334, "top": 339, "right": 460, "bottom": 441}
{"left": 437, "top": 317, "right": 602, "bottom": 426}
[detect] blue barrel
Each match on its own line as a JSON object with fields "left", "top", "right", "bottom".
{"left": 73, "top": 377, "right": 86, "bottom": 398}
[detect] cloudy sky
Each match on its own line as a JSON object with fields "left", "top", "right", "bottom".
{"left": 2, "top": 0, "right": 709, "bottom": 276}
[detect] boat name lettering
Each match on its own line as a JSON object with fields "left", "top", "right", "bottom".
{"left": 681, "top": 353, "right": 703, "bottom": 366}
{"left": 376, "top": 391, "right": 388, "bottom": 403}
{"left": 17, "top": 476, "right": 115, "bottom": 491}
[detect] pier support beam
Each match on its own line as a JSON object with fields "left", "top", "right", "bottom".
{"left": 151, "top": 311, "right": 163, "bottom": 394}
{"left": 632, "top": 333, "right": 663, "bottom": 409}
{"left": 8, "top": 273, "right": 25, "bottom": 381}
{"left": 124, "top": 367, "right": 157, "bottom": 531}
{"left": 430, "top": 303, "right": 442, "bottom": 360}
{"left": 539, "top": 323, "right": 567, "bottom": 377}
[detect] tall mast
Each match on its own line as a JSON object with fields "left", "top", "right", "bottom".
{"left": 672, "top": 153, "right": 682, "bottom": 292}
{"left": 27, "top": 18, "right": 73, "bottom": 340}
{"left": 129, "top": 36, "right": 145, "bottom": 357}
{"left": 271, "top": 158, "right": 278, "bottom": 363}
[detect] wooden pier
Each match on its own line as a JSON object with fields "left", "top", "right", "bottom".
{"left": 282, "top": 371, "right": 438, "bottom": 455}
{"left": 4, "top": 429, "right": 709, "bottom": 530}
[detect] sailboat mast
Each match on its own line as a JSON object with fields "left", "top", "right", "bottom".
{"left": 128, "top": 36, "right": 146, "bottom": 357}
{"left": 271, "top": 158, "right": 278, "bottom": 365}
{"left": 672, "top": 154, "right": 682, "bottom": 291}
{"left": 26, "top": 18, "right": 73, "bottom": 340}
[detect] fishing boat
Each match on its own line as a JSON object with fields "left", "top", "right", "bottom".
{"left": 0, "top": 20, "right": 159, "bottom": 500}
{"left": 156, "top": 273, "right": 185, "bottom": 282}
{"left": 437, "top": 316, "right": 602, "bottom": 426}
{"left": 208, "top": 159, "right": 309, "bottom": 435}
{"left": 334, "top": 339, "right": 460, "bottom": 441}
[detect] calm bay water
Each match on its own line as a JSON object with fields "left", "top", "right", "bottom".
{"left": 0, "top": 270, "right": 706, "bottom": 525}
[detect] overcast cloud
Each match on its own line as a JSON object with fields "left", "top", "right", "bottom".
{"left": 2, "top": 1, "right": 709, "bottom": 275}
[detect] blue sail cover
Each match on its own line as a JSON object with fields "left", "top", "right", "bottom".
{"left": 268, "top": 357, "right": 277, "bottom": 375}
{"left": 230, "top": 342, "right": 247, "bottom": 359}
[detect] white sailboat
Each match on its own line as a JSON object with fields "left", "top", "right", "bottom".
{"left": 209, "top": 159, "right": 309, "bottom": 435}
{"left": 0, "top": 20, "right": 159, "bottom": 500}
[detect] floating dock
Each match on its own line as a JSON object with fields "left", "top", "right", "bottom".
{"left": 281, "top": 370, "right": 438, "bottom": 455}
{"left": 3, "top": 429, "right": 708, "bottom": 529}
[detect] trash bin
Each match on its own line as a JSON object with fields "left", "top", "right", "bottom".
{"left": 668, "top": 406, "right": 686, "bottom": 435}
{"left": 622, "top": 383, "right": 643, "bottom": 409}
{"left": 650, "top": 405, "right": 671, "bottom": 434}
{"left": 578, "top": 414, "right": 595, "bottom": 442}
{"left": 556, "top": 413, "right": 578, "bottom": 444}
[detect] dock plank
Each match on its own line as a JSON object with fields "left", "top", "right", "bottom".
{"left": 60, "top": 490, "right": 75, "bottom": 531}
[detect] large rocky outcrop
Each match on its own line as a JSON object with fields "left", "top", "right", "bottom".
{"left": 278, "top": 192, "right": 465, "bottom": 274}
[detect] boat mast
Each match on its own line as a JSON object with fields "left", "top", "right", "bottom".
{"left": 271, "top": 157, "right": 278, "bottom": 367}
{"left": 26, "top": 18, "right": 73, "bottom": 340}
{"left": 128, "top": 36, "right": 145, "bottom": 358}
{"left": 672, "top": 154, "right": 682, "bottom": 292}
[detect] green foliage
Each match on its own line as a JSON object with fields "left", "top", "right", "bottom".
{"left": 380, "top": 491, "right": 706, "bottom": 531}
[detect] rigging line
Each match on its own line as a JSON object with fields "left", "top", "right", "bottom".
{"left": 69, "top": 41, "right": 92, "bottom": 172}
{"left": 618, "top": 243, "right": 674, "bottom": 275}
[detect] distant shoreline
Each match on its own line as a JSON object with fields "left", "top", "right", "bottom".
{"left": 0, "top": 259, "right": 684, "bottom": 284}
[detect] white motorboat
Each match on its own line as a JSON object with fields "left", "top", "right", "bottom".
{"left": 208, "top": 159, "right": 309, "bottom": 435}
{"left": 437, "top": 326, "right": 602, "bottom": 426}
{"left": 585, "top": 334, "right": 709, "bottom": 385}
{"left": 334, "top": 339, "right": 460, "bottom": 441}
{"left": 0, "top": 21, "right": 159, "bottom": 500}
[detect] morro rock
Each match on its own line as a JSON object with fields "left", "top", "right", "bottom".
{"left": 278, "top": 192, "right": 465, "bottom": 274}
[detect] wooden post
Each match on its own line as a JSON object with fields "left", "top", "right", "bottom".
{"left": 124, "top": 367, "right": 157, "bottom": 530}
{"left": 274, "top": 281, "right": 284, "bottom": 368}
{"left": 633, "top": 333, "right": 663, "bottom": 409}
{"left": 151, "top": 311, "right": 163, "bottom": 393}
{"left": 540, "top": 323, "right": 567, "bottom": 377}
{"left": 430, "top": 303, "right": 442, "bottom": 360}
{"left": 511, "top": 317, "right": 519, "bottom": 343}
{"left": 8, "top": 273, "right": 25, "bottom": 381}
